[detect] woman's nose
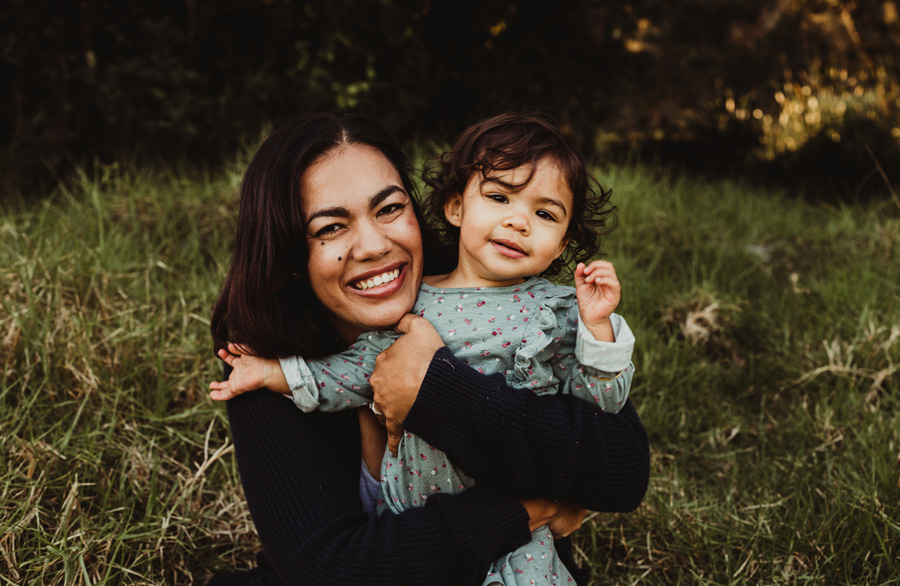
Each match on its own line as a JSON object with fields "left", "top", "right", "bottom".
{"left": 351, "top": 219, "right": 392, "bottom": 260}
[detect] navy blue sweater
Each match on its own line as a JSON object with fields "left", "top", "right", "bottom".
{"left": 223, "top": 347, "right": 649, "bottom": 585}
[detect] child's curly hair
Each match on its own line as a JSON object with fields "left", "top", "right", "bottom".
{"left": 423, "top": 112, "right": 616, "bottom": 280}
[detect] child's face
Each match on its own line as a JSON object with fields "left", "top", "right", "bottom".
{"left": 444, "top": 156, "right": 572, "bottom": 287}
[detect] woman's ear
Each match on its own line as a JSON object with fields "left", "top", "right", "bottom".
{"left": 444, "top": 194, "right": 463, "bottom": 228}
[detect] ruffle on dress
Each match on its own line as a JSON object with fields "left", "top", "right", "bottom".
{"left": 510, "top": 286, "right": 578, "bottom": 394}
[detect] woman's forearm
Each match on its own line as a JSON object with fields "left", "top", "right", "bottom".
{"left": 403, "top": 347, "right": 650, "bottom": 511}
{"left": 226, "top": 389, "right": 532, "bottom": 585}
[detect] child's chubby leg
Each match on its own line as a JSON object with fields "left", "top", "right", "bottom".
{"left": 482, "top": 527, "right": 574, "bottom": 586}
{"left": 209, "top": 343, "right": 289, "bottom": 400}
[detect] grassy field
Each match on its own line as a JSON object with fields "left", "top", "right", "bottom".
{"left": 1, "top": 156, "right": 898, "bottom": 585}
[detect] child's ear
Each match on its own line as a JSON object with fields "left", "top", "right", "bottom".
{"left": 444, "top": 194, "right": 463, "bottom": 228}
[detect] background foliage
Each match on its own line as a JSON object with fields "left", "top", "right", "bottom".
{"left": 1, "top": 158, "right": 897, "bottom": 584}
{"left": 3, "top": 0, "right": 900, "bottom": 194}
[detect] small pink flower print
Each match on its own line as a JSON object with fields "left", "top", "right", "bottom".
{"left": 480, "top": 350, "right": 491, "bottom": 358}
{"left": 419, "top": 310, "right": 425, "bottom": 317}
{"left": 502, "top": 341, "right": 511, "bottom": 348}
{"left": 464, "top": 318, "right": 472, "bottom": 325}
{"left": 528, "top": 291, "right": 535, "bottom": 298}
{"left": 319, "top": 382, "right": 326, "bottom": 388}
{"left": 420, "top": 453, "right": 427, "bottom": 461}
{"left": 476, "top": 300, "right": 486, "bottom": 307}
{"left": 488, "top": 316, "right": 495, "bottom": 323}
{"left": 513, "top": 294, "right": 521, "bottom": 302}
{"left": 464, "top": 341, "right": 473, "bottom": 349}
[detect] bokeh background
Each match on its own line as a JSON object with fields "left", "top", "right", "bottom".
{"left": 2, "top": 2, "right": 899, "bottom": 585}
{"left": 4, "top": 0, "right": 900, "bottom": 196}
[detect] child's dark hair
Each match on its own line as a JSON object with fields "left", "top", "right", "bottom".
{"left": 423, "top": 112, "right": 616, "bottom": 280}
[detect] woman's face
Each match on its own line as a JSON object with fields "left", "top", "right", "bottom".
{"left": 302, "top": 143, "right": 424, "bottom": 344}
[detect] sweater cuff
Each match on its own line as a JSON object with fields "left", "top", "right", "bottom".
{"left": 425, "top": 484, "right": 532, "bottom": 561}
{"left": 404, "top": 347, "right": 492, "bottom": 447}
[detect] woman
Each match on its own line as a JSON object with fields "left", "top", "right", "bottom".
{"left": 210, "top": 112, "right": 649, "bottom": 585}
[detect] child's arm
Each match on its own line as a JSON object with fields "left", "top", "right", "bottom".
{"left": 280, "top": 330, "right": 399, "bottom": 413}
{"left": 559, "top": 260, "right": 635, "bottom": 413}
{"left": 573, "top": 260, "right": 620, "bottom": 342}
{"left": 209, "top": 343, "right": 288, "bottom": 400}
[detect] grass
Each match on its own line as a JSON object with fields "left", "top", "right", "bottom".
{"left": 1, "top": 156, "right": 898, "bottom": 584}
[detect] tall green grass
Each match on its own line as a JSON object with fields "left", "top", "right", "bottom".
{"left": 1, "top": 158, "right": 898, "bottom": 585}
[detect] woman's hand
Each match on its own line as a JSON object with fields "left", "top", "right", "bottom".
{"left": 369, "top": 313, "right": 445, "bottom": 455}
{"left": 520, "top": 499, "right": 588, "bottom": 537}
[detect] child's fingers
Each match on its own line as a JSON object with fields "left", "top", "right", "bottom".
{"left": 217, "top": 348, "right": 238, "bottom": 367}
{"left": 582, "top": 260, "right": 614, "bottom": 276}
{"left": 209, "top": 387, "right": 231, "bottom": 401}
{"left": 582, "top": 262, "right": 618, "bottom": 282}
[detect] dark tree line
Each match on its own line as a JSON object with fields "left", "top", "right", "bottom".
{"left": 3, "top": 0, "right": 899, "bottom": 194}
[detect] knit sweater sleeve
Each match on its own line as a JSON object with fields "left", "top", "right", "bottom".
{"left": 226, "top": 388, "right": 532, "bottom": 586}
{"left": 403, "top": 347, "right": 650, "bottom": 512}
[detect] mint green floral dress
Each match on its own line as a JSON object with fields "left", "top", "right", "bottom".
{"left": 281, "top": 277, "right": 635, "bottom": 586}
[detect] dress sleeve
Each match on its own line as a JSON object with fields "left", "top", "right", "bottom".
{"left": 280, "top": 330, "right": 397, "bottom": 412}
{"left": 226, "top": 385, "right": 532, "bottom": 585}
{"left": 513, "top": 290, "right": 635, "bottom": 414}
{"left": 403, "top": 347, "right": 650, "bottom": 512}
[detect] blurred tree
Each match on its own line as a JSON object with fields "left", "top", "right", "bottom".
{"left": 2, "top": 0, "right": 898, "bottom": 196}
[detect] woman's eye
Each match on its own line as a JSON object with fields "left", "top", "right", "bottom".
{"left": 486, "top": 193, "right": 507, "bottom": 204}
{"left": 536, "top": 210, "right": 557, "bottom": 222}
{"left": 377, "top": 202, "right": 406, "bottom": 218}
{"left": 314, "top": 223, "right": 344, "bottom": 238}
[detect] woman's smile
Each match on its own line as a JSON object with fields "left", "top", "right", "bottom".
{"left": 350, "top": 265, "right": 404, "bottom": 292}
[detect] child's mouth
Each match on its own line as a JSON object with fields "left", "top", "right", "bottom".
{"left": 491, "top": 240, "right": 527, "bottom": 258}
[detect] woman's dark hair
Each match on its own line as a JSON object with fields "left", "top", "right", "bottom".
{"left": 423, "top": 112, "right": 616, "bottom": 279}
{"left": 211, "top": 112, "right": 422, "bottom": 359}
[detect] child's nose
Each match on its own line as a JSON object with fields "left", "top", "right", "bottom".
{"left": 503, "top": 212, "right": 529, "bottom": 234}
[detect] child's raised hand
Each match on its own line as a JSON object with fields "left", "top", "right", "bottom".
{"left": 209, "top": 343, "right": 286, "bottom": 401}
{"left": 574, "top": 260, "right": 621, "bottom": 342}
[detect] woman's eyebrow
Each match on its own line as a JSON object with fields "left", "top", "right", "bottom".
{"left": 305, "top": 185, "right": 406, "bottom": 226}
{"left": 369, "top": 185, "right": 406, "bottom": 209}
{"left": 305, "top": 206, "right": 349, "bottom": 225}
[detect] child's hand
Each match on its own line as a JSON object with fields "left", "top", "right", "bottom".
{"left": 574, "top": 260, "right": 621, "bottom": 342}
{"left": 209, "top": 343, "right": 286, "bottom": 400}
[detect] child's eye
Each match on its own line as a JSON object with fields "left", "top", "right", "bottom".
{"left": 486, "top": 193, "right": 508, "bottom": 204}
{"left": 536, "top": 210, "right": 558, "bottom": 222}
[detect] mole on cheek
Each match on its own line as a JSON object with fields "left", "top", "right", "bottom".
{"left": 337, "top": 256, "right": 342, "bottom": 261}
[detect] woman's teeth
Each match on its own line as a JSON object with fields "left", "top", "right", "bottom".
{"left": 355, "top": 268, "right": 401, "bottom": 290}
